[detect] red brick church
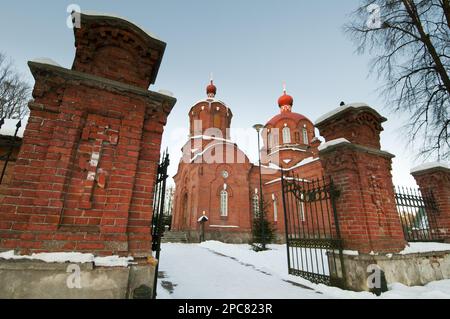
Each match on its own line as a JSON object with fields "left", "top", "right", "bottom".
{"left": 171, "top": 80, "right": 324, "bottom": 243}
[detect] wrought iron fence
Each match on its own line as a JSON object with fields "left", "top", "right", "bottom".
{"left": 0, "top": 117, "right": 22, "bottom": 184}
{"left": 281, "top": 172, "right": 346, "bottom": 288}
{"left": 151, "top": 150, "right": 170, "bottom": 299}
{"left": 394, "top": 186, "right": 441, "bottom": 242}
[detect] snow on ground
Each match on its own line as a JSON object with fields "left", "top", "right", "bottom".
{"left": 156, "top": 241, "right": 450, "bottom": 299}
{"left": 0, "top": 250, "right": 134, "bottom": 267}
{"left": 400, "top": 242, "right": 450, "bottom": 255}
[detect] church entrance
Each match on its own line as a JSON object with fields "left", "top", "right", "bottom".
{"left": 281, "top": 172, "right": 346, "bottom": 288}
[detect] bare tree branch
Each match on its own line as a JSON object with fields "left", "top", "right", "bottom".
{"left": 345, "top": 0, "right": 450, "bottom": 160}
{"left": 0, "top": 52, "right": 31, "bottom": 120}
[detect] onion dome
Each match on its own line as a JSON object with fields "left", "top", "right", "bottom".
{"left": 266, "top": 86, "right": 312, "bottom": 126}
{"left": 207, "top": 80, "right": 217, "bottom": 98}
{"left": 278, "top": 91, "right": 294, "bottom": 108}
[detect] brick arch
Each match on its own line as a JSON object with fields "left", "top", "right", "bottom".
{"left": 216, "top": 184, "right": 234, "bottom": 198}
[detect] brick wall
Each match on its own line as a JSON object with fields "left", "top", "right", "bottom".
{"left": 412, "top": 166, "right": 450, "bottom": 240}
{"left": 317, "top": 106, "right": 406, "bottom": 253}
{"left": 0, "top": 13, "right": 176, "bottom": 257}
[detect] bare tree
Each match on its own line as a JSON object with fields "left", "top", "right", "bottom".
{"left": 345, "top": 0, "right": 450, "bottom": 160}
{"left": 0, "top": 52, "right": 30, "bottom": 120}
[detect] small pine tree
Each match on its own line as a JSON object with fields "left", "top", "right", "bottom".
{"left": 250, "top": 200, "right": 275, "bottom": 252}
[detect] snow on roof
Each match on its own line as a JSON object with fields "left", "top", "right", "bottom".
{"left": 260, "top": 156, "right": 320, "bottom": 172}
{"left": 158, "top": 89, "right": 174, "bottom": 97}
{"left": 0, "top": 118, "right": 28, "bottom": 138}
{"left": 190, "top": 141, "right": 236, "bottom": 163}
{"left": 0, "top": 250, "right": 134, "bottom": 267}
{"left": 268, "top": 147, "right": 307, "bottom": 157}
{"left": 191, "top": 135, "right": 234, "bottom": 144}
{"left": 81, "top": 10, "right": 162, "bottom": 41}
{"left": 318, "top": 138, "right": 351, "bottom": 152}
{"left": 30, "top": 58, "right": 61, "bottom": 67}
{"left": 315, "top": 103, "right": 371, "bottom": 125}
{"left": 411, "top": 162, "right": 450, "bottom": 174}
{"left": 265, "top": 176, "right": 310, "bottom": 186}
{"left": 190, "top": 98, "right": 230, "bottom": 110}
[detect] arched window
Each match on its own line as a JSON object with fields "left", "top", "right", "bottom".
{"left": 302, "top": 128, "right": 309, "bottom": 144}
{"left": 220, "top": 190, "right": 228, "bottom": 217}
{"left": 252, "top": 194, "right": 260, "bottom": 217}
{"left": 272, "top": 131, "right": 279, "bottom": 148}
{"left": 282, "top": 127, "right": 291, "bottom": 144}
{"left": 214, "top": 113, "right": 221, "bottom": 128}
{"left": 267, "top": 132, "right": 272, "bottom": 149}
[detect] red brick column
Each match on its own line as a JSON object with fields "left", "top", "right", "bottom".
{"left": 316, "top": 104, "right": 406, "bottom": 253}
{"left": 0, "top": 13, "right": 176, "bottom": 257}
{"left": 411, "top": 164, "right": 450, "bottom": 240}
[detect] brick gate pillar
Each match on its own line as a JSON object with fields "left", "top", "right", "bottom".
{"left": 316, "top": 104, "right": 406, "bottom": 254}
{"left": 411, "top": 163, "right": 450, "bottom": 240}
{"left": 0, "top": 13, "right": 176, "bottom": 257}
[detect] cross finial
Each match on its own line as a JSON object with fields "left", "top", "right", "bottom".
{"left": 283, "top": 82, "right": 287, "bottom": 94}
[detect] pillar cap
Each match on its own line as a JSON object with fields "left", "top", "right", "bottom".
{"left": 315, "top": 103, "right": 386, "bottom": 127}
{"left": 411, "top": 162, "right": 450, "bottom": 175}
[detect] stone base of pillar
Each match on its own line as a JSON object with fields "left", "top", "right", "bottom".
{"left": 336, "top": 250, "right": 450, "bottom": 292}
{"left": 0, "top": 257, "right": 157, "bottom": 299}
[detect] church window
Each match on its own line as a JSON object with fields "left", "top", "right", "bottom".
{"left": 214, "top": 113, "right": 221, "bottom": 128}
{"left": 282, "top": 127, "right": 291, "bottom": 144}
{"left": 267, "top": 132, "right": 272, "bottom": 149}
{"left": 220, "top": 190, "right": 228, "bottom": 217}
{"left": 302, "top": 128, "right": 309, "bottom": 144}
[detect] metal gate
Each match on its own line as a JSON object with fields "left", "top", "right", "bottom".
{"left": 151, "top": 151, "right": 170, "bottom": 299}
{"left": 394, "top": 186, "right": 441, "bottom": 242}
{"left": 281, "top": 172, "right": 346, "bottom": 287}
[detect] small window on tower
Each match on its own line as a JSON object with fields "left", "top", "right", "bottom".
{"left": 303, "top": 128, "right": 309, "bottom": 144}
{"left": 214, "top": 113, "right": 221, "bottom": 128}
{"left": 282, "top": 127, "right": 291, "bottom": 144}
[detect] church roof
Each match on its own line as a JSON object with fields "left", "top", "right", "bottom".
{"left": 266, "top": 112, "right": 312, "bottom": 127}
{"left": 266, "top": 86, "right": 312, "bottom": 127}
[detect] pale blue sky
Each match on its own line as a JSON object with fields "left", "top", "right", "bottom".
{"left": 0, "top": 0, "right": 422, "bottom": 185}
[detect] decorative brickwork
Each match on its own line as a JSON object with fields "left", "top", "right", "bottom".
{"left": 412, "top": 165, "right": 450, "bottom": 240}
{"left": 0, "top": 13, "right": 176, "bottom": 257}
{"left": 317, "top": 106, "right": 406, "bottom": 253}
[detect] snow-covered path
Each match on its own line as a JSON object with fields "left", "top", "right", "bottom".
{"left": 156, "top": 241, "right": 450, "bottom": 299}
{"left": 156, "top": 243, "right": 324, "bottom": 299}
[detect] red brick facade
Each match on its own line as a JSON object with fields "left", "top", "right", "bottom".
{"left": 0, "top": 13, "right": 176, "bottom": 257}
{"left": 172, "top": 87, "right": 324, "bottom": 242}
{"left": 317, "top": 105, "right": 406, "bottom": 253}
